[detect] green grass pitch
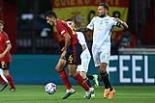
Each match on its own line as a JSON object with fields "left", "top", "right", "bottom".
{"left": 0, "top": 85, "right": 155, "bottom": 103}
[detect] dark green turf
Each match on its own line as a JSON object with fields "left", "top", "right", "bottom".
{"left": 0, "top": 85, "right": 155, "bottom": 103}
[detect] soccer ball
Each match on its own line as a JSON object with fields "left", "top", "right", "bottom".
{"left": 45, "top": 83, "right": 56, "bottom": 94}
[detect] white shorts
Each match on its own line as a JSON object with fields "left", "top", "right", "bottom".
{"left": 92, "top": 48, "right": 110, "bottom": 67}
{"left": 77, "top": 49, "right": 91, "bottom": 73}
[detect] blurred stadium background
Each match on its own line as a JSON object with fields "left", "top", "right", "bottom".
{"left": 0, "top": 0, "right": 155, "bottom": 103}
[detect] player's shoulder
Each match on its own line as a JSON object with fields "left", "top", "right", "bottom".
{"left": 105, "top": 16, "right": 118, "bottom": 23}
{"left": 1, "top": 31, "right": 8, "bottom": 36}
{"left": 105, "top": 15, "right": 115, "bottom": 20}
{"left": 56, "top": 19, "right": 68, "bottom": 27}
{"left": 92, "top": 16, "right": 98, "bottom": 19}
{"left": 0, "top": 31, "right": 9, "bottom": 40}
{"left": 57, "top": 19, "right": 65, "bottom": 24}
{"left": 91, "top": 16, "right": 100, "bottom": 21}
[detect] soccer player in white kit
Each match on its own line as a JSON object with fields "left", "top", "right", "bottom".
{"left": 76, "top": 31, "right": 96, "bottom": 97}
{"left": 87, "top": 3, "right": 128, "bottom": 99}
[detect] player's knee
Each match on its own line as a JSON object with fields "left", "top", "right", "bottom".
{"left": 55, "top": 63, "right": 65, "bottom": 72}
{"left": 99, "top": 63, "right": 107, "bottom": 73}
{"left": 78, "top": 71, "right": 86, "bottom": 78}
{"left": 100, "top": 68, "right": 106, "bottom": 73}
{"left": 3, "top": 70, "right": 9, "bottom": 76}
{"left": 69, "top": 70, "right": 77, "bottom": 77}
{"left": 68, "top": 64, "right": 77, "bottom": 76}
{"left": 55, "top": 64, "right": 64, "bottom": 72}
{"left": 55, "top": 66, "right": 63, "bottom": 72}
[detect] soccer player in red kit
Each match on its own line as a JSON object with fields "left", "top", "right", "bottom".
{"left": 45, "top": 11, "right": 92, "bottom": 99}
{"left": 0, "top": 20, "right": 15, "bottom": 92}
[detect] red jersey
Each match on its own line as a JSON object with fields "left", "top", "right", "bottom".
{"left": 55, "top": 19, "right": 78, "bottom": 46}
{"left": 0, "top": 31, "right": 12, "bottom": 62}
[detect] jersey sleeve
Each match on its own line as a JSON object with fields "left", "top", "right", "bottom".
{"left": 4, "top": 33, "right": 11, "bottom": 44}
{"left": 87, "top": 17, "right": 95, "bottom": 30}
{"left": 57, "top": 21, "right": 68, "bottom": 36}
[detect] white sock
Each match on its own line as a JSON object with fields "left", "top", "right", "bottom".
{"left": 0, "top": 68, "right": 8, "bottom": 83}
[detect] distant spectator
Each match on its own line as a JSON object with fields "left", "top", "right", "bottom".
{"left": 119, "top": 31, "right": 137, "bottom": 48}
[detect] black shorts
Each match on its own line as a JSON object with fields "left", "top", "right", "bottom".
{"left": 0, "top": 61, "right": 10, "bottom": 70}
{"left": 65, "top": 43, "right": 82, "bottom": 65}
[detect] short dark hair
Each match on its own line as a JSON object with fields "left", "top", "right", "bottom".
{"left": 66, "top": 18, "right": 73, "bottom": 21}
{"left": 45, "top": 11, "right": 57, "bottom": 18}
{"left": 0, "top": 20, "right": 4, "bottom": 25}
{"left": 99, "top": 3, "right": 109, "bottom": 10}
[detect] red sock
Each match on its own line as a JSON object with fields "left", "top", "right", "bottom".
{"left": 6, "top": 75, "right": 15, "bottom": 89}
{"left": 0, "top": 76, "right": 6, "bottom": 84}
{"left": 74, "top": 73, "right": 90, "bottom": 91}
{"left": 58, "top": 70, "right": 72, "bottom": 89}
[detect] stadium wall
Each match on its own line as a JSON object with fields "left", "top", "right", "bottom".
{"left": 10, "top": 55, "right": 155, "bottom": 85}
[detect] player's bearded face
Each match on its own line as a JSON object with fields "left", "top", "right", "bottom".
{"left": 98, "top": 6, "right": 106, "bottom": 16}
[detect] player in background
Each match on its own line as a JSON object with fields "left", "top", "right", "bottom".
{"left": 66, "top": 20, "right": 99, "bottom": 97}
{"left": 0, "top": 20, "right": 16, "bottom": 92}
{"left": 87, "top": 3, "right": 128, "bottom": 99}
{"left": 45, "top": 11, "right": 92, "bottom": 99}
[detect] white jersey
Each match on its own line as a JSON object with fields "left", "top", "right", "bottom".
{"left": 87, "top": 16, "right": 117, "bottom": 52}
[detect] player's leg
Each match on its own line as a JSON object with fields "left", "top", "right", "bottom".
{"left": 1, "top": 62, "right": 15, "bottom": 91}
{"left": 3, "top": 69, "right": 15, "bottom": 91}
{"left": 55, "top": 58, "right": 75, "bottom": 99}
{"left": 0, "top": 68, "right": 8, "bottom": 84}
{"left": 99, "top": 51, "right": 115, "bottom": 99}
{"left": 55, "top": 58, "right": 72, "bottom": 90}
{"left": 0, "top": 62, "right": 7, "bottom": 84}
{"left": 91, "top": 48, "right": 100, "bottom": 87}
{"left": 68, "top": 64, "right": 92, "bottom": 99}
{"left": 87, "top": 74, "right": 100, "bottom": 87}
{"left": 0, "top": 68, "right": 8, "bottom": 92}
{"left": 77, "top": 50, "right": 92, "bottom": 87}
{"left": 77, "top": 51, "right": 95, "bottom": 97}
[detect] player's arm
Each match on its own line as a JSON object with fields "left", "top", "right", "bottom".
{"left": 77, "top": 32, "right": 87, "bottom": 51}
{"left": 85, "top": 17, "right": 95, "bottom": 35}
{"left": 115, "top": 18, "right": 128, "bottom": 30}
{"left": 62, "top": 33, "right": 71, "bottom": 51}
{"left": 87, "top": 17, "right": 95, "bottom": 30}
{"left": 61, "top": 33, "right": 71, "bottom": 59}
{"left": 0, "top": 41, "right": 12, "bottom": 58}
